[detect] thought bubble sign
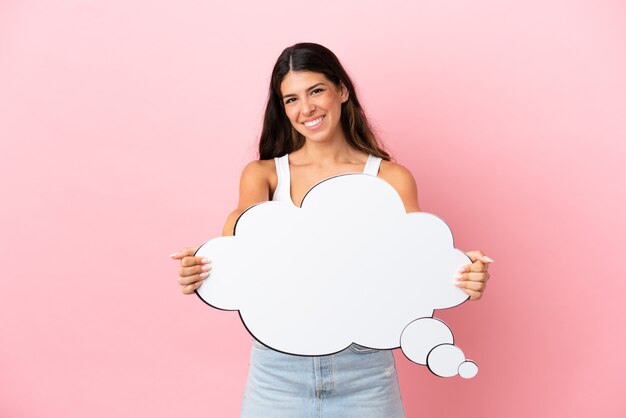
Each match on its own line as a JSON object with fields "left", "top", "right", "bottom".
{"left": 196, "top": 173, "right": 478, "bottom": 378}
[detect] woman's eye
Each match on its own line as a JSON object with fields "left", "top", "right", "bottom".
{"left": 312, "top": 88, "right": 324, "bottom": 94}
{"left": 284, "top": 98, "right": 296, "bottom": 104}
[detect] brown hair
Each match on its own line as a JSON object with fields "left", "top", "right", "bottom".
{"left": 258, "top": 42, "right": 390, "bottom": 161}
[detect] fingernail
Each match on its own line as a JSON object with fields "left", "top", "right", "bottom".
{"left": 201, "top": 265, "right": 211, "bottom": 272}
{"left": 484, "top": 256, "right": 494, "bottom": 262}
{"left": 201, "top": 258, "right": 210, "bottom": 264}
{"left": 452, "top": 280, "right": 461, "bottom": 286}
{"left": 453, "top": 273, "right": 463, "bottom": 280}
{"left": 169, "top": 252, "right": 178, "bottom": 258}
{"left": 456, "top": 266, "right": 466, "bottom": 273}
{"left": 199, "top": 272, "right": 209, "bottom": 278}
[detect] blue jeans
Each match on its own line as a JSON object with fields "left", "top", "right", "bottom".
{"left": 241, "top": 341, "right": 405, "bottom": 418}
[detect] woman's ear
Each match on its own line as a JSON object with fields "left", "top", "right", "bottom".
{"left": 339, "top": 82, "right": 350, "bottom": 103}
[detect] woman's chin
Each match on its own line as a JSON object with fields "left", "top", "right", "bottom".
{"left": 302, "top": 130, "right": 345, "bottom": 144}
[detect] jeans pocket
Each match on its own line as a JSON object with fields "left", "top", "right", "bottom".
{"left": 348, "top": 343, "right": 380, "bottom": 354}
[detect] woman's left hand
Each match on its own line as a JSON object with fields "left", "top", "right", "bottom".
{"left": 454, "top": 250, "right": 493, "bottom": 301}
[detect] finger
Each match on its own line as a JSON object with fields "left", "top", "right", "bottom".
{"left": 464, "top": 250, "right": 494, "bottom": 264}
{"left": 170, "top": 247, "right": 199, "bottom": 260}
{"left": 463, "top": 288, "right": 483, "bottom": 301}
{"left": 466, "top": 260, "right": 490, "bottom": 273}
{"left": 458, "top": 271, "right": 490, "bottom": 283}
{"left": 455, "top": 279, "right": 487, "bottom": 293}
{"left": 179, "top": 263, "right": 211, "bottom": 280}
{"left": 181, "top": 280, "right": 203, "bottom": 295}
{"left": 181, "top": 256, "right": 210, "bottom": 268}
{"left": 453, "top": 263, "right": 488, "bottom": 280}
{"left": 177, "top": 270, "right": 210, "bottom": 286}
{"left": 455, "top": 260, "right": 489, "bottom": 274}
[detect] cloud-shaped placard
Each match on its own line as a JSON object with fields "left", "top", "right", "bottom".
{"left": 196, "top": 173, "right": 478, "bottom": 378}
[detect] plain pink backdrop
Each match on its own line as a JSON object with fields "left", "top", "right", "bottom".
{"left": 1, "top": 1, "right": 624, "bottom": 417}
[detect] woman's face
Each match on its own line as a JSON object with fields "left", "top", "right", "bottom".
{"left": 280, "top": 71, "right": 349, "bottom": 143}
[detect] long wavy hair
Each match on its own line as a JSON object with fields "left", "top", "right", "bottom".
{"left": 258, "top": 43, "right": 390, "bottom": 161}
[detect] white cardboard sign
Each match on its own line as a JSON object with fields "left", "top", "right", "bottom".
{"left": 196, "top": 173, "right": 478, "bottom": 378}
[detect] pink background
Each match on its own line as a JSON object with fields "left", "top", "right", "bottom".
{"left": 1, "top": 1, "right": 624, "bottom": 417}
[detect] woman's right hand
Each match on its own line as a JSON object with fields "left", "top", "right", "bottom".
{"left": 169, "top": 247, "right": 211, "bottom": 294}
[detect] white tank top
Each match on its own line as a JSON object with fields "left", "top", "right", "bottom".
{"left": 272, "top": 153, "right": 383, "bottom": 205}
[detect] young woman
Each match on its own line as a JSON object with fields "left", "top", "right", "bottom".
{"left": 171, "top": 42, "right": 492, "bottom": 417}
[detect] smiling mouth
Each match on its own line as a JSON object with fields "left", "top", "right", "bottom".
{"left": 303, "top": 116, "right": 325, "bottom": 128}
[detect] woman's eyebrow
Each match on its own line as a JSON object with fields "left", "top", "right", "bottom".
{"left": 282, "top": 83, "right": 326, "bottom": 99}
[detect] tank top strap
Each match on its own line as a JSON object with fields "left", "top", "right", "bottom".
{"left": 363, "top": 154, "right": 382, "bottom": 176}
{"left": 273, "top": 154, "right": 291, "bottom": 202}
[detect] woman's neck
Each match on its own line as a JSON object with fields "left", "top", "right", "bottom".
{"left": 293, "top": 138, "right": 365, "bottom": 168}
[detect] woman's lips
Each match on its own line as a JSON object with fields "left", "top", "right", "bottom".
{"left": 303, "top": 116, "right": 325, "bottom": 130}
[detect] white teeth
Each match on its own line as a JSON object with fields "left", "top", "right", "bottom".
{"left": 304, "top": 116, "right": 324, "bottom": 127}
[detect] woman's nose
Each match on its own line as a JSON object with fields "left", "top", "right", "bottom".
{"left": 301, "top": 98, "right": 316, "bottom": 115}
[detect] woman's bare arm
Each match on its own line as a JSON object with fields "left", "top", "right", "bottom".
{"left": 378, "top": 160, "right": 492, "bottom": 301}
{"left": 222, "top": 160, "right": 272, "bottom": 236}
{"left": 172, "top": 160, "right": 272, "bottom": 294}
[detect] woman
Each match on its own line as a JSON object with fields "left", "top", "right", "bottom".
{"left": 171, "top": 42, "right": 492, "bottom": 417}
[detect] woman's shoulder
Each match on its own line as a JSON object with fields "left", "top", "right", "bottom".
{"left": 243, "top": 158, "right": 276, "bottom": 172}
{"left": 240, "top": 158, "right": 278, "bottom": 187}
{"left": 378, "top": 159, "right": 416, "bottom": 183}
{"left": 378, "top": 159, "right": 420, "bottom": 212}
